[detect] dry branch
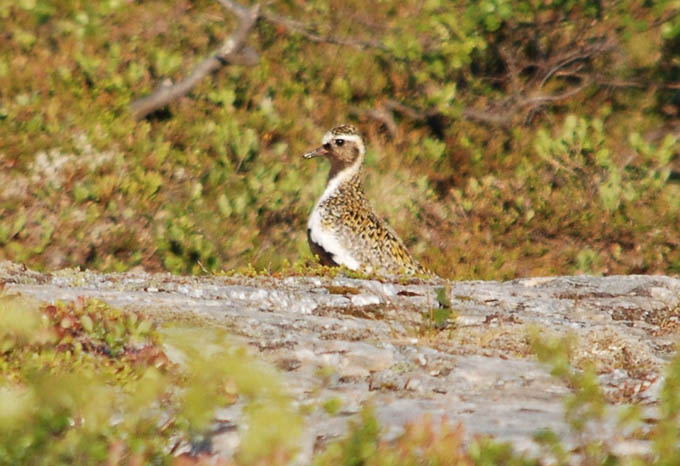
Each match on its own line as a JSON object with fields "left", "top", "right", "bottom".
{"left": 385, "top": 98, "right": 520, "bottom": 127}
{"left": 261, "top": 10, "right": 386, "bottom": 51}
{"left": 215, "top": 0, "right": 249, "bottom": 19}
{"left": 363, "top": 35, "right": 614, "bottom": 130}
{"left": 130, "top": 0, "right": 386, "bottom": 120}
{"left": 356, "top": 105, "right": 398, "bottom": 137}
{"left": 368, "top": 74, "right": 593, "bottom": 129}
{"left": 130, "top": 4, "right": 260, "bottom": 120}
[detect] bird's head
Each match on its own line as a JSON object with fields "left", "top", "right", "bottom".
{"left": 303, "top": 125, "right": 365, "bottom": 178}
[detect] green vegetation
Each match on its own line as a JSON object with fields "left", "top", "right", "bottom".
{"left": 421, "top": 286, "right": 455, "bottom": 334}
{"left": 0, "top": 294, "right": 301, "bottom": 465}
{"left": 314, "top": 406, "right": 538, "bottom": 466}
{"left": 529, "top": 331, "right": 680, "bottom": 466}
{"left": 1, "top": 0, "right": 678, "bottom": 278}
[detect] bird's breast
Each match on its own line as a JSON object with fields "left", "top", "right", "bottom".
{"left": 307, "top": 203, "right": 360, "bottom": 271}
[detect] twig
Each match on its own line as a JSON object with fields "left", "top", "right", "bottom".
{"left": 524, "top": 82, "right": 590, "bottom": 106}
{"left": 261, "top": 10, "right": 386, "bottom": 51}
{"left": 461, "top": 107, "right": 515, "bottom": 126}
{"left": 538, "top": 38, "right": 615, "bottom": 89}
{"left": 384, "top": 99, "right": 434, "bottom": 121}
{"left": 130, "top": 0, "right": 387, "bottom": 120}
{"left": 215, "top": 0, "right": 249, "bottom": 19}
{"left": 130, "top": 3, "right": 260, "bottom": 120}
{"left": 384, "top": 98, "right": 517, "bottom": 127}
{"left": 382, "top": 78, "right": 590, "bottom": 129}
{"left": 539, "top": 54, "right": 590, "bottom": 89}
{"left": 358, "top": 105, "right": 398, "bottom": 137}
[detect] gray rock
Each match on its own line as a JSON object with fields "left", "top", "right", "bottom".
{"left": 1, "top": 261, "right": 677, "bottom": 462}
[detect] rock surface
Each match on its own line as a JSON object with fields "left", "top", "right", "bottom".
{"left": 2, "top": 261, "right": 679, "bottom": 461}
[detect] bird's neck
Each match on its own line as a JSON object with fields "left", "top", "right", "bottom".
{"left": 323, "top": 157, "right": 364, "bottom": 199}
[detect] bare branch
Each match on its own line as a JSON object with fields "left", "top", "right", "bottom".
{"left": 524, "top": 82, "right": 590, "bottom": 106}
{"left": 357, "top": 105, "right": 398, "bottom": 137}
{"left": 130, "top": 3, "right": 260, "bottom": 120}
{"left": 385, "top": 98, "right": 516, "bottom": 127}
{"left": 539, "top": 55, "right": 590, "bottom": 89}
{"left": 215, "top": 0, "right": 249, "bottom": 19}
{"left": 461, "top": 107, "right": 515, "bottom": 126}
{"left": 589, "top": 79, "right": 680, "bottom": 90}
{"left": 130, "top": 0, "right": 389, "bottom": 120}
{"left": 381, "top": 78, "right": 590, "bottom": 129}
{"left": 384, "top": 100, "right": 434, "bottom": 121}
{"left": 261, "top": 10, "right": 386, "bottom": 50}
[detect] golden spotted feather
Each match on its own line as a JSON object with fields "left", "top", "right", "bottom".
{"left": 317, "top": 174, "right": 428, "bottom": 275}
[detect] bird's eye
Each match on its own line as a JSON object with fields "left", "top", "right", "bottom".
{"left": 334, "top": 139, "right": 345, "bottom": 146}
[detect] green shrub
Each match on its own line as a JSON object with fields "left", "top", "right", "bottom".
{"left": 0, "top": 294, "right": 302, "bottom": 465}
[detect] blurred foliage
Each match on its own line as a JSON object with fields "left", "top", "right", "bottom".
{"left": 0, "top": 293, "right": 301, "bottom": 465}
{"left": 312, "top": 406, "right": 539, "bottom": 466}
{"left": 528, "top": 330, "right": 680, "bottom": 466}
{"left": 654, "top": 350, "right": 680, "bottom": 464}
{"left": 312, "top": 330, "right": 680, "bottom": 466}
{"left": 529, "top": 328, "right": 612, "bottom": 464}
{"left": 312, "top": 343, "right": 680, "bottom": 466}
{"left": 0, "top": 0, "right": 679, "bottom": 278}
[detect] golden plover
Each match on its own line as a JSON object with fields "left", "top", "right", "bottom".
{"left": 303, "top": 124, "right": 428, "bottom": 276}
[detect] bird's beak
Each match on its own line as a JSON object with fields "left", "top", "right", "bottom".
{"left": 303, "top": 145, "right": 328, "bottom": 159}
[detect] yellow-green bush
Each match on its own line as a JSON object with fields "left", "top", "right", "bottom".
{"left": 0, "top": 294, "right": 301, "bottom": 465}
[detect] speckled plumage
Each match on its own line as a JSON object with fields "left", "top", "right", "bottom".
{"left": 303, "top": 125, "right": 428, "bottom": 276}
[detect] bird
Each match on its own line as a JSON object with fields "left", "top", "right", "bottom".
{"left": 303, "top": 124, "right": 429, "bottom": 276}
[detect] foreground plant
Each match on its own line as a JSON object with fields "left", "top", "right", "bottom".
{"left": 0, "top": 294, "right": 301, "bottom": 465}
